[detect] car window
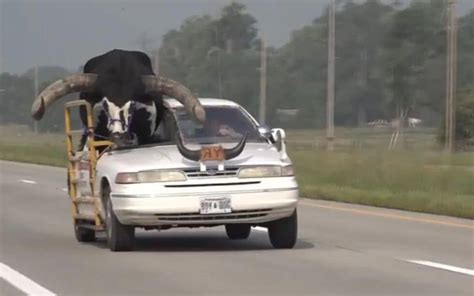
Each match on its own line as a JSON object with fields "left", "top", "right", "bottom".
{"left": 174, "top": 106, "right": 263, "bottom": 144}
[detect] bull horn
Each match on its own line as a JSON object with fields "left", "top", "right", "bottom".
{"left": 175, "top": 132, "right": 247, "bottom": 162}
{"left": 176, "top": 132, "right": 200, "bottom": 161}
{"left": 223, "top": 133, "right": 247, "bottom": 160}
{"left": 31, "top": 74, "right": 97, "bottom": 120}
{"left": 142, "top": 75, "right": 205, "bottom": 123}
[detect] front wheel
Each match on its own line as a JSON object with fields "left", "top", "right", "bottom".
{"left": 103, "top": 186, "right": 135, "bottom": 251}
{"left": 225, "top": 224, "right": 251, "bottom": 239}
{"left": 268, "top": 210, "right": 297, "bottom": 249}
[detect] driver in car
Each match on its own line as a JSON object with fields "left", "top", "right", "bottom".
{"left": 200, "top": 116, "right": 241, "bottom": 138}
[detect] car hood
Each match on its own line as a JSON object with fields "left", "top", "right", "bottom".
{"left": 98, "top": 142, "right": 289, "bottom": 172}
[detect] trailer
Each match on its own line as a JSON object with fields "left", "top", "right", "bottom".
{"left": 64, "top": 100, "right": 112, "bottom": 241}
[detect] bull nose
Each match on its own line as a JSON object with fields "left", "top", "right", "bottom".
{"left": 111, "top": 132, "right": 123, "bottom": 141}
{"left": 111, "top": 132, "right": 133, "bottom": 148}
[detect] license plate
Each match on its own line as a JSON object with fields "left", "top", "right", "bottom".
{"left": 200, "top": 197, "right": 231, "bottom": 214}
{"left": 200, "top": 146, "right": 225, "bottom": 161}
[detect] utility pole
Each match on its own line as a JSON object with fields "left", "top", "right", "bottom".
{"left": 259, "top": 34, "right": 267, "bottom": 125}
{"left": 326, "top": 0, "right": 336, "bottom": 151}
{"left": 30, "top": 1, "right": 39, "bottom": 133}
{"left": 152, "top": 49, "right": 160, "bottom": 75}
{"left": 445, "top": 0, "right": 457, "bottom": 152}
{"left": 33, "top": 65, "right": 39, "bottom": 134}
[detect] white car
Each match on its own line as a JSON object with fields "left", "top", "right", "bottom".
{"left": 75, "top": 98, "right": 299, "bottom": 251}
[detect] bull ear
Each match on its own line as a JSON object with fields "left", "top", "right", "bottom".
{"left": 128, "top": 101, "right": 136, "bottom": 113}
{"left": 102, "top": 98, "right": 109, "bottom": 111}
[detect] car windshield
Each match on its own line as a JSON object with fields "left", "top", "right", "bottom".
{"left": 174, "top": 106, "right": 263, "bottom": 144}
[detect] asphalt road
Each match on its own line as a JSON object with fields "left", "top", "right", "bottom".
{"left": 1, "top": 160, "right": 473, "bottom": 296}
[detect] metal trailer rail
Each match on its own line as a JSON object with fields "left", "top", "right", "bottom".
{"left": 64, "top": 100, "right": 112, "bottom": 232}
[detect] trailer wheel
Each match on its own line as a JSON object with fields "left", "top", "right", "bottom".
{"left": 103, "top": 186, "right": 134, "bottom": 251}
{"left": 74, "top": 221, "right": 96, "bottom": 242}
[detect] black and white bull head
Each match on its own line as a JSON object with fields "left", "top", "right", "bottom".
{"left": 30, "top": 68, "right": 206, "bottom": 148}
{"left": 99, "top": 98, "right": 139, "bottom": 145}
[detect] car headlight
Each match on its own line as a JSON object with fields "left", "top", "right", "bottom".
{"left": 281, "top": 165, "right": 295, "bottom": 176}
{"left": 115, "top": 172, "right": 139, "bottom": 184}
{"left": 115, "top": 170, "right": 186, "bottom": 184}
{"left": 238, "top": 165, "right": 294, "bottom": 178}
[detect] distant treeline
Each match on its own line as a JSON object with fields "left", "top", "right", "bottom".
{"left": 1, "top": 0, "right": 473, "bottom": 145}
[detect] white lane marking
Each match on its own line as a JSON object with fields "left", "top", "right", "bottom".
{"left": 19, "top": 179, "right": 37, "bottom": 184}
{"left": 0, "top": 262, "right": 56, "bottom": 295}
{"left": 61, "top": 188, "right": 68, "bottom": 192}
{"left": 253, "top": 226, "right": 267, "bottom": 232}
{"left": 406, "top": 260, "right": 474, "bottom": 276}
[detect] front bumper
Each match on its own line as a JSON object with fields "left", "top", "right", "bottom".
{"left": 110, "top": 188, "right": 298, "bottom": 226}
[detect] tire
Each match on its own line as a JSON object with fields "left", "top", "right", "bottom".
{"left": 225, "top": 224, "right": 251, "bottom": 239}
{"left": 103, "top": 186, "right": 134, "bottom": 251}
{"left": 74, "top": 221, "right": 96, "bottom": 242}
{"left": 268, "top": 210, "right": 298, "bottom": 249}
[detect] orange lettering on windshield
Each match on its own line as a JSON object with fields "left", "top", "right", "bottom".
{"left": 200, "top": 146, "right": 225, "bottom": 161}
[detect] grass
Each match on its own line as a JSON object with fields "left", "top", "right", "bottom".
{"left": 291, "top": 150, "right": 474, "bottom": 219}
{"left": 1, "top": 125, "right": 473, "bottom": 218}
{"left": 286, "top": 127, "right": 440, "bottom": 151}
{"left": 0, "top": 125, "right": 67, "bottom": 167}
{"left": 0, "top": 143, "right": 66, "bottom": 167}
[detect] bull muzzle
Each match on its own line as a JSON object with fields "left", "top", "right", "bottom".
{"left": 111, "top": 132, "right": 136, "bottom": 149}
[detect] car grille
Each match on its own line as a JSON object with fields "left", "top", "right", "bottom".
{"left": 164, "top": 181, "right": 260, "bottom": 188}
{"left": 183, "top": 167, "right": 239, "bottom": 178}
{"left": 155, "top": 209, "right": 271, "bottom": 222}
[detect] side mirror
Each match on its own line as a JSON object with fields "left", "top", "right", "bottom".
{"left": 271, "top": 128, "right": 286, "bottom": 152}
{"left": 258, "top": 124, "right": 272, "bottom": 139}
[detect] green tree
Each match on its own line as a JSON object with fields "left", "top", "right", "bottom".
{"left": 455, "top": 89, "right": 474, "bottom": 149}
{"left": 214, "top": 2, "right": 258, "bottom": 53}
{"left": 268, "top": 24, "right": 327, "bottom": 128}
{"left": 457, "top": 9, "right": 474, "bottom": 91}
{"left": 159, "top": 2, "right": 260, "bottom": 115}
{"left": 334, "top": 0, "right": 393, "bottom": 126}
{"left": 0, "top": 73, "right": 34, "bottom": 126}
{"left": 383, "top": 0, "right": 446, "bottom": 125}
{"left": 267, "top": 0, "right": 393, "bottom": 128}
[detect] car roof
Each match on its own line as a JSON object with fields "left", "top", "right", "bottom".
{"left": 164, "top": 97, "right": 240, "bottom": 109}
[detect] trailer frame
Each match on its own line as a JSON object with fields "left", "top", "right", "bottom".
{"left": 64, "top": 100, "right": 112, "bottom": 232}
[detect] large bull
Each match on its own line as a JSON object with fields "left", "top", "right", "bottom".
{"left": 31, "top": 49, "right": 205, "bottom": 148}
{"left": 31, "top": 49, "right": 246, "bottom": 160}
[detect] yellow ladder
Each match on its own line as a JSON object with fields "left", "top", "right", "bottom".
{"left": 64, "top": 100, "right": 112, "bottom": 231}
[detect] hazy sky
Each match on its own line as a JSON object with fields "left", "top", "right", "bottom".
{"left": 1, "top": 0, "right": 473, "bottom": 75}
